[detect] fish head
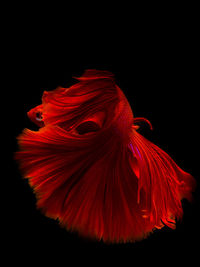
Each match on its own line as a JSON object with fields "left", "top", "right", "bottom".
{"left": 27, "top": 104, "right": 44, "bottom": 127}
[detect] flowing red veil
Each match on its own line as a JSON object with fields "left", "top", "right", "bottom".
{"left": 16, "top": 70, "right": 195, "bottom": 243}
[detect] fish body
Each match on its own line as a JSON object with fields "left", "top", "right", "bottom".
{"left": 16, "top": 70, "right": 195, "bottom": 243}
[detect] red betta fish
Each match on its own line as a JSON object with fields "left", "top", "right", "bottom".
{"left": 16, "top": 69, "right": 195, "bottom": 243}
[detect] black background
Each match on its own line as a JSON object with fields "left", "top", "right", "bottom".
{"left": 6, "top": 9, "right": 199, "bottom": 264}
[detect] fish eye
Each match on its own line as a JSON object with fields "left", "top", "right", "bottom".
{"left": 35, "top": 112, "right": 43, "bottom": 121}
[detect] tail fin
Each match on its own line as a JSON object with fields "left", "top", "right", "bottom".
{"left": 129, "top": 128, "right": 196, "bottom": 229}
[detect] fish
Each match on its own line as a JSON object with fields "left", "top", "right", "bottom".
{"left": 15, "top": 69, "right": 196, "bottom": 243}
